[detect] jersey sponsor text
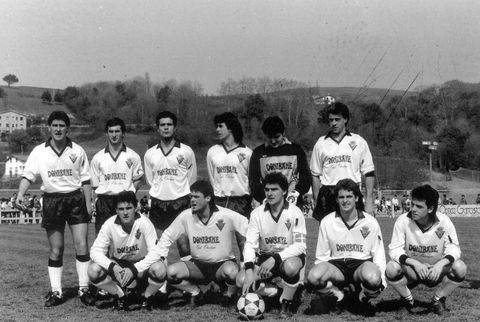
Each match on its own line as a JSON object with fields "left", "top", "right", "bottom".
{"left": 336, "top": 243, "right": 364, "bottom": 252}
{"left": 47, "top": 169, "right": 73, "bottom": 177}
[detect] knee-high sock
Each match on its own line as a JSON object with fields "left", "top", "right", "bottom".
{"left": 279, "top": 281, "right": 298, "bottom": 302}
{"left": 144, "top": 277, "right": 164, "bottom": 298}
{"left": 93, "top": 275, "right": 124, "bottom": 297}
{"left": 48, "top": 258, "right": 63, "bottom": 295}
{"left": 318, "top": 281, "right": 344, "bottom": 302}
{"left": 387, "top": 276, "right": 412, "bottom": 300}
{"left": 76, "top": 254, "right": 90, "bottom": 289}
{"left": 170, "top": 280, "right": 200, "bottom": 296}
{"left": 435, "top": 275, "right": 463, "bottom": 299}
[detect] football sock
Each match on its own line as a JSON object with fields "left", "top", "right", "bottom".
{"left": 75, "top": 254, "right": 90, "bottom": 289}
{"left": 279, "top": 281, "right": 298, "bottom": 302}
{"left": 145, "top": 278, "right": 164, "bottom": 298}
{"left": 48, "top": 260, "right": 63, "bottom": 295}
{"left": 159, "top": 282, "right": 168, "bottom": 293}
{"left": 171, "top": 280, "right": 200, "bottom": 296}
{"left": 93, "top": 275, "right": 124, "bottom": 297}
{"left": 387, "top": 276, "right": 412, "bottom": 299}
{"left": 318, "top": 281, "right": 344, "bottom": 302}
{"left": 256, "top": 282, "right": 278, "bottom": 297}
{"left": 435, "top": 275, "right": 463, "bottom": 299}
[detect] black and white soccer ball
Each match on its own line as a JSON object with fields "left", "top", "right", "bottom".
{"left": 237, "top": 292, "right": 265, "bottom": 320}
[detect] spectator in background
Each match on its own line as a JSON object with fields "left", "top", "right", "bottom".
{"left": 449, "top": 198, "right": 456, "bottom": 205}
{"left": 476, "top": 194, "right": 480, "bottom": 204}
{"left": 32, "top": 195, "right": 42, "bottom": 210}
{"left": 392, "top": 195, "right": 400, "bottom": 213}
{"left": 459, "top": 195, "right": 467, "bottom": 205}
{"left": 442, "top": 194, "right": 449, "bottom": 205}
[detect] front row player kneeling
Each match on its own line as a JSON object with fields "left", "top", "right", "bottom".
{"left": 88, "top": 191, "right": 166, "bottom": 310}
{"left": 306, "top": 179, "right": 386, "bottom": 316}
{"left": 237, "top": 172, "right": 307, "bottom": 318}
{"left": 141, "top": 180, "right": 248, "bottom": 307}
{"left": 387, "top": 184, "right": 467, "bottom": 315}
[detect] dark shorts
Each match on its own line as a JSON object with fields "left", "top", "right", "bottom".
{"left": 149, "top": 195, "right": 190, "bottom": 230}
{"left": 95, "top": 194, "right": 119, "bottom": 234}
{"left": 215, "top": 195, "right": 252, "bottom": 219}
{"left": 257, "top": 253, "right": 306, "bottom": 277}
{"left": 42, "top": 190, "right": 89, "bottom": 230}
{"left": 328, "top": 258, "right": 371, "bottom": 284}
{"left": 185, "top": 258, "right": 236, "bottom": 282}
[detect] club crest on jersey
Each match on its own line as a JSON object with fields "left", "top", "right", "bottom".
{"left": 216, "top": 219, "right": 225, "bottom": 231}
{"left": 237, "top": 153, "right": 246, "bottom": 163}
{"left": 125, "top": 158, "right": 133, "bottom": 169}
{"left": 285, "top": 219, "right": 292, "bottom": 230}
{"left": 135, "top": 229, "right": 141, "bottom": 239}
{"left": 349, "top": 141, "right": 357, "bottom": 151}
{"left": 435, "top": 226, "right": 445, "bottom": 239}
{"left": 360, "top": 226, "right": 370, "bottom": 239}
{"left": 176, "top": 154, "right": 185, "bottom": 164}
{"left": 69, "top": 153, "right": 78, "bottom": 163}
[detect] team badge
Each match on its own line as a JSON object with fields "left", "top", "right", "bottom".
{"left": 125, "top": 159, "right": 133, "bottom": 169}
{"left": 435, "top": 226, "right": 445, "bottom": 239}
{"left": 348, "top": 141, "right": 357, "bottom": 151}
{"left": 216, "top": 219, "right": 225, "bottom": 231}
{"left": 69, "top": 153, "right": 78, "bottom": 163}
{"left": 176, "top": 154, "right": 185, "bottom": 164}
{"left": 135, "top": 229, "right": 141, "bottom": 239}
{"left": 360, "top": 226, "right": 370, "bottom": 239}
{"left": 285, "top": 219, "right": 292, "bottom": 230}
{"left": 237, "top": 153, "right": 246, "bottom": 163}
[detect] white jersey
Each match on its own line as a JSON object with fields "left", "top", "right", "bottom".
{"left": 310, "top": 131, "right": 374, "bottom": 185}
{"left": 315, "top": 211, "right": 386, "bottom": 285}
{"left": 389, "top": 212, "right": 461, "bottom": 266}
{"left": 22, "top": 138, "right": 90, "bottom": 193}
{"left": 145, "top": 205, "right": 248, "bottom": 263}
{"left": 244, "top": 202, "right": 307, "bottom": 264}
{"left": 144, "top": 141, "right": 197, "bottom": 201}
{"left": 90, "top": 144, "right": 144, "bottom": 195}
{"left": 206, "top": 143, "right": 252, "bottom": 197}
{"left": 90, "top": 213, "right": 158, "bottom": 274}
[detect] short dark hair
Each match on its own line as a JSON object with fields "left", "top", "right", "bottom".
{"left": 263, "top": 172, "right": 289, "bottom": 192}
{"left": 156, "top": 110, "right": 177, "bottom": 127}
{"left": 190, "top": 180, "right": 215, "bottom": 207}
{"left": 214, "top": 112, "right": 244, "bottom": 143}
{"left": 333, "top": 178, "right": 365, "bottom": 212}
{"left": 326, "top": 102, "right": 350, "bottom": 123}
{"left": 116, "top": 191, "right": 138, "bottom": 208}
{"left": 261, "top": 116, "right": 285, "bottom": 136}
{"left": 48, "top": 111, "right": 70, "bottom": 127}
{"left": 105, "top": 117, "right": 126, "bottom": 133}
{"left": 411, "top": 184, "right": 439, "bottom": 216}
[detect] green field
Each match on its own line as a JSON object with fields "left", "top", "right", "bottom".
{"left": 1, "top": 217, "right": 479, "bottom": 321}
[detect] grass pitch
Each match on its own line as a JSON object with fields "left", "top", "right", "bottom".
{"left": 1, "top": 217, "right": 479, "bottom": 321}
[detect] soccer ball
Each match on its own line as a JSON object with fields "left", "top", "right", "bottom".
{"left": 237, "top": 292, "right": 265, "bottom": 320}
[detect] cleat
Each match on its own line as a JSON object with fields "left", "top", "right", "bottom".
{"left": 95, "top": 292, "right": 115, "bottom": 309}
{"left": 332, "top": 298, "right": 345, "bottom": 315}
{"left": 141, "top": 296, "right": 155, "bottom": 310}
{"left": 431, "top": 297, "right": 448, "bottom": 315}
{"left": 220, "top": 294, "right": 237, "bottom": 308}
{"left": 279, "top": 299, "right": 294, "bottom": 318}
{"left": 44, "top": 291, "right": 64, "bottom": 307}
{"left": 114, "top": 295, "right": 126, "bottom": 311}
{"left": 124, "top": 292, "right": 143, "bottom": 311}
{"left": 78, "top": 287, "right": 96, "bottom": 306}
{"left": 401, "top": 297, "right": 415, "bottom": 313}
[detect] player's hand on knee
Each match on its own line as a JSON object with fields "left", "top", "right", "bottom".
{"left": 413, "top": 262, "right": 431, "bottom": 281}
{"left": 120, "top": 267, "right": 134, "bottom": 287}
{"left": 428, "top": 263, "right": 443, "bottom": 282}
{"left": 112, "top": 264, "right": 124, "bottom": 283}
{"left": 259, "top": 257, "right": 275, "bottom": 279}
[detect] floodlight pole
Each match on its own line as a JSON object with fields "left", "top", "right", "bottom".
{"left": 422, "top": 141, "right": 438, "bottom": 183}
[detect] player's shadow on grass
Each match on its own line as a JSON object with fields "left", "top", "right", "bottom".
{"left": 376, "top": 298, "right": 431, "bottom": 315}
{"left": 462, "top": 279, "right": 480, "bottom": 289}
{"left": 62, "top": 286, "right": 81, "bottom": 303}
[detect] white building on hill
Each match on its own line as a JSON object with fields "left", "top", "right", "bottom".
{"left": 4, "top": 154, "right": 28, "bottom": 179}
{"left": 0, "top": 110, "right": 28, "bottom": 133}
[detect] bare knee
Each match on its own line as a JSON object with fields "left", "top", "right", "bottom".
{"left": 307, "top": 264, "right": 328, "bottom": 287}
{"left": 74, "top": 239, "right": 88, "bottom": 254}
{"left": 88, "top": 262, "right": 106, "bottom": 281}
{"left": 149, "top": 261, "right": 167, "bottom": 281}
{"left": 49, "top": 247, "right": 64, "bottom": 260}
{"left": 386, "top": 260, "right": 402, "bottom": 280}
{"left": 450, "top": 260, "right": 467, "bottom": 280}
{"left": 221, "top": 262, "right": 239, "bottom": 282}
{"left": 359, "top": 265, "right": 382, "bottom": 289}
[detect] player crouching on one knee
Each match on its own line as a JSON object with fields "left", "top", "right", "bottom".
{"left": 386, "top": 184, "right": 467, "bottom": 315}
{"left": 88, "top": 191, "right": 167, "bottom": 310}
{"left": 143, "top": 180, "right": 248, "bottom": 308}
{"left": 306, "top": 179, "right": 386, "bottom": 316}
{"left": 237, "top": 172, "right": 307, "bottom": 318}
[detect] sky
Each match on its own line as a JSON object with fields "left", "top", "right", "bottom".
{"left": 1, "top": 0, "right": 479, "bottom": 94}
